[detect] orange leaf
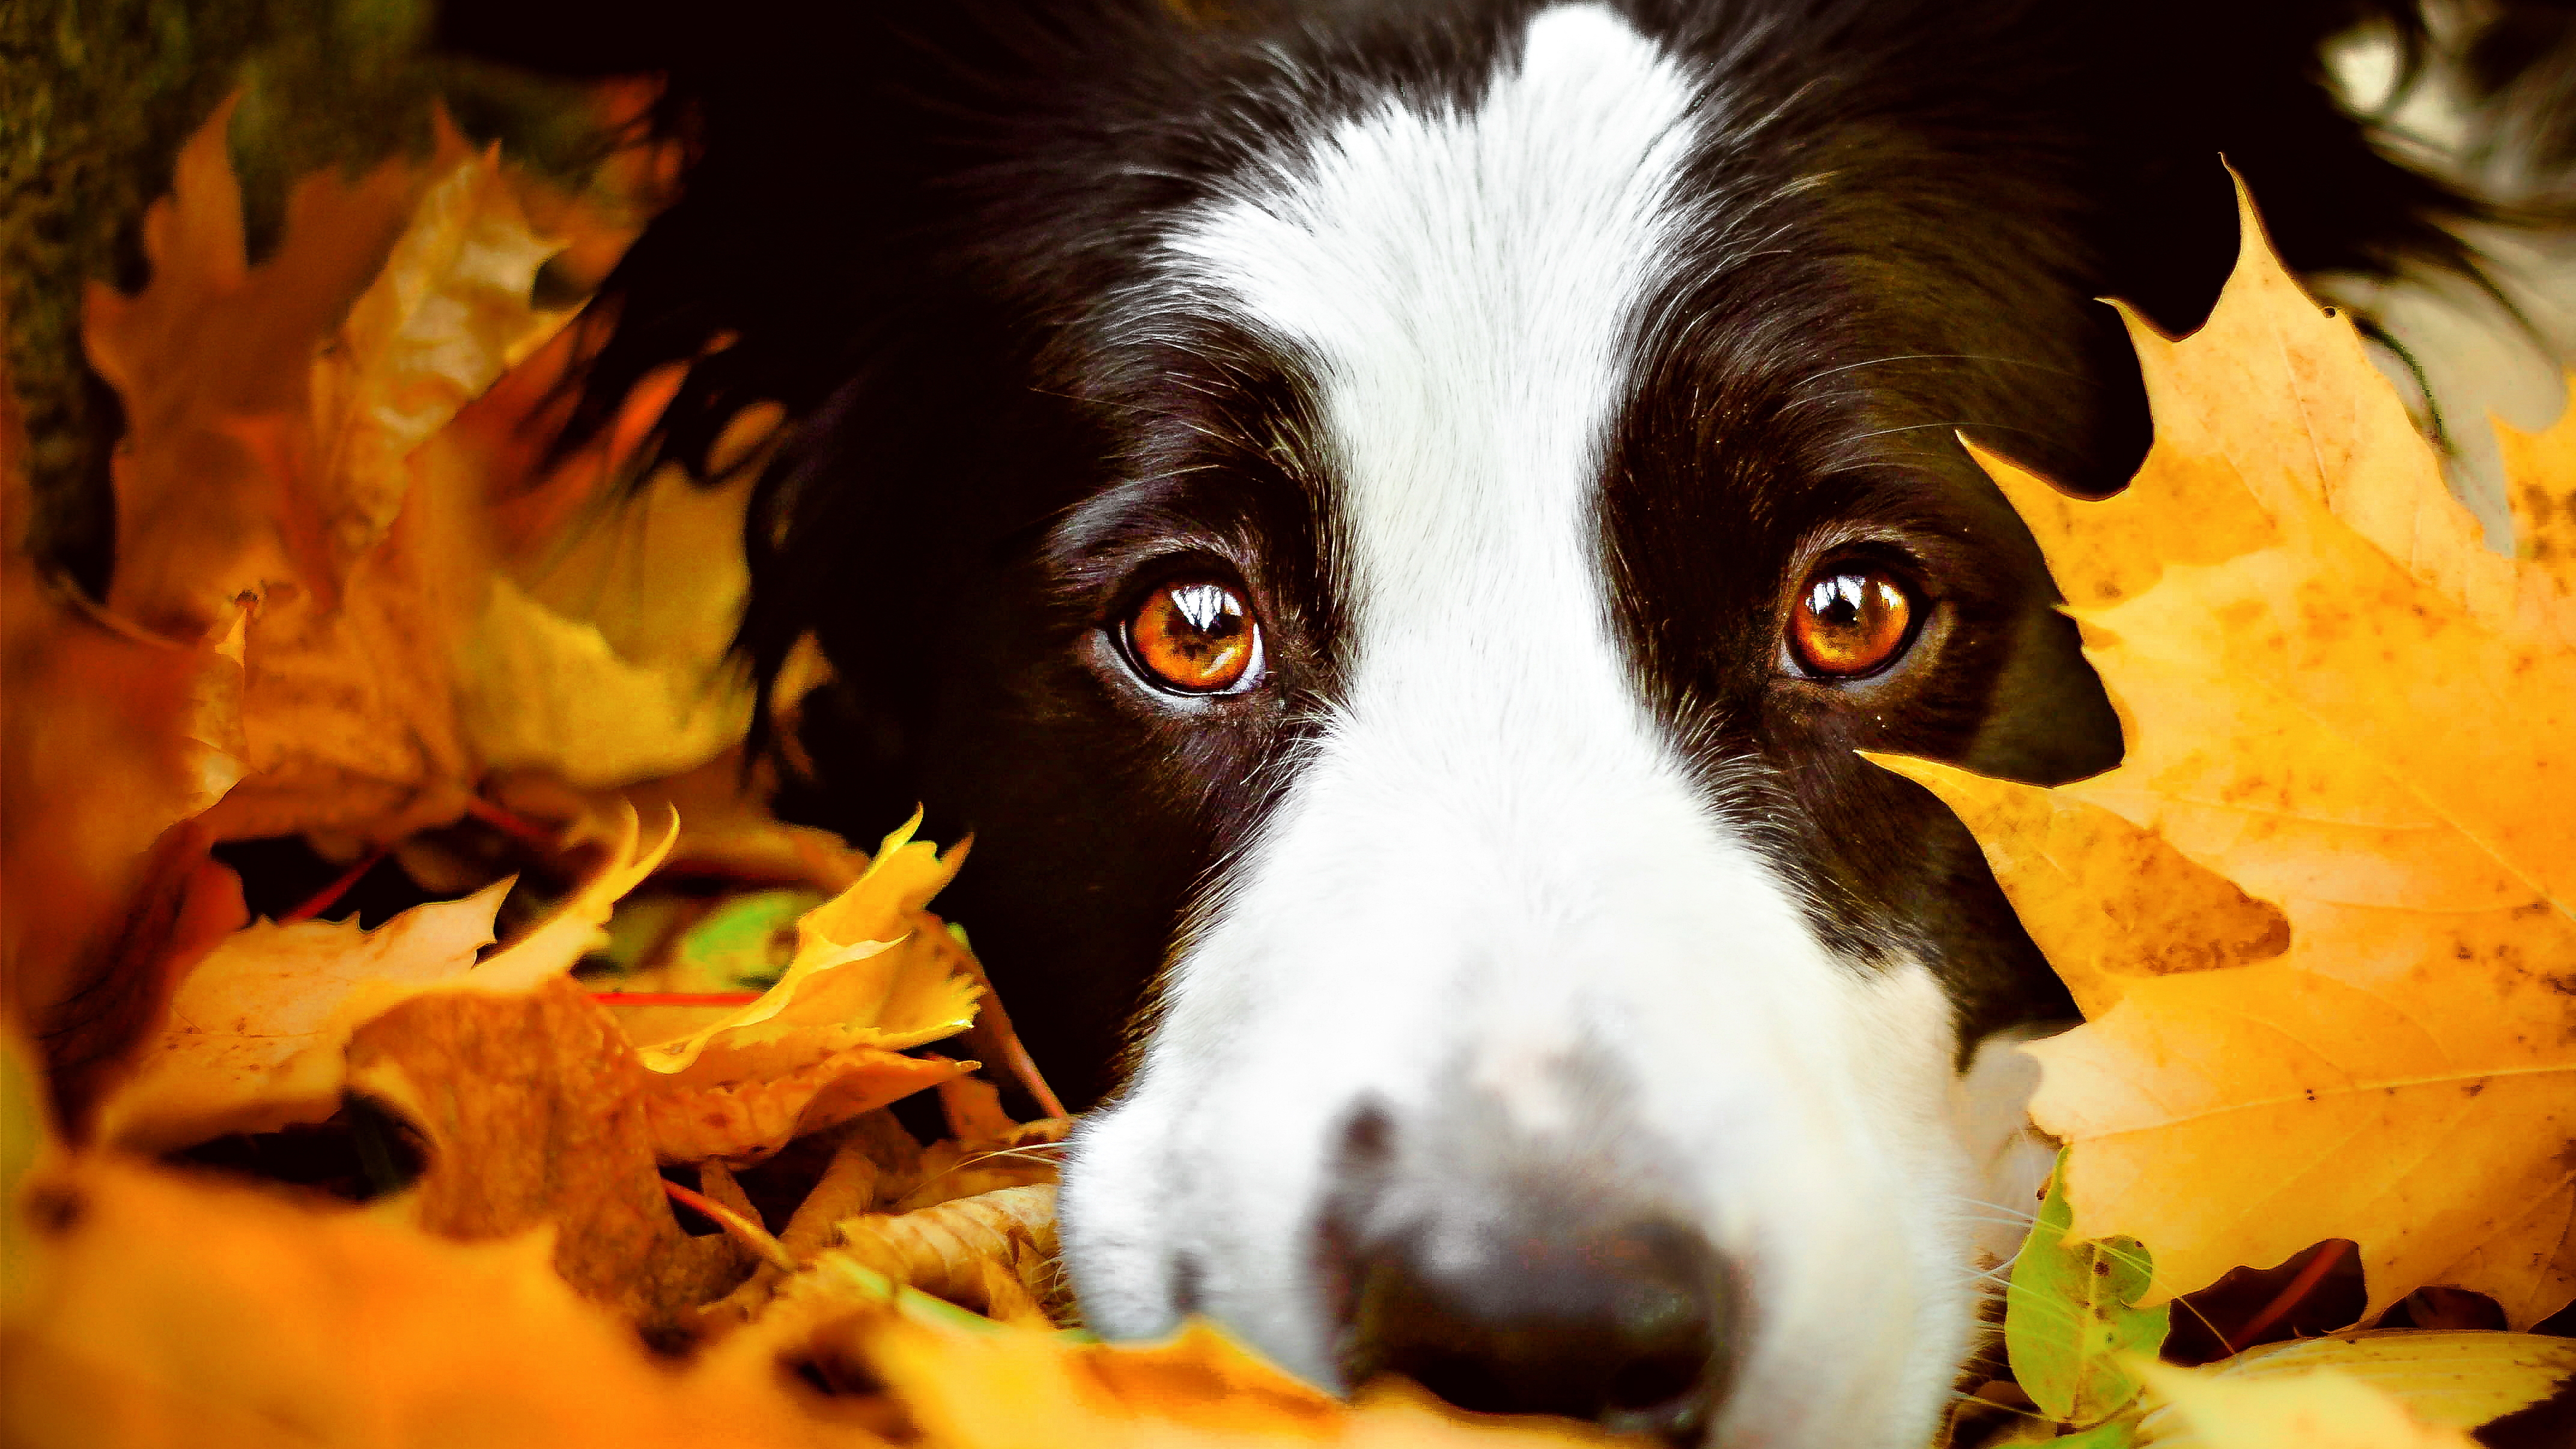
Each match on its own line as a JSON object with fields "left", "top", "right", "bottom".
{"left": 1882, "top": 178, "right": 2576, "bottom": 1329}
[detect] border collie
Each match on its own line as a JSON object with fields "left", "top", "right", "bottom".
{"left": 523, "top": 1, "right": 2559, "bottom": 1442}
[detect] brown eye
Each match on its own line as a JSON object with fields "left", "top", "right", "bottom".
{"left": 1126, "top": 579, "right": 1261, "bottom": 693}
{"left": 1790, "top": 567, "right": 1915, "bottom": 678}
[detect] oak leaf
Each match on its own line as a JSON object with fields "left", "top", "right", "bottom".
{"left": 1880, "top": 181, "right": 2576, "bottom": 1329}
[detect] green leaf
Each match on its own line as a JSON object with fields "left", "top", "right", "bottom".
{"left": 670, "top": 888, "right": 824, "bottom": 991}
{"left": 2006, "top": 1149, "right": 2171, "bottom": 1426}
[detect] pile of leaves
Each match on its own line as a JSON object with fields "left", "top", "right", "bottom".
{"left": 1, "top": 85, "right": 2570, "bottom": 1449}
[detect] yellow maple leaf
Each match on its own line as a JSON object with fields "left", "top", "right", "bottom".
{"left": 81, "top": 96, "right": 428, "bottom": 641}
{"left": 636, "top": 813, "right": 983, "bottom": 1080}
{"left": 85, "top": 98, "right": 754, "bottom": 848}
{"left": 627, "top": 813, "right": 986, "bottom": 1162}
{"left": 2128, "top": 1357, "right": 2479, "bottom": 1449}
{"left": 2129, "top": 1331, "right": 2576, "bottom": 1447}
{"left": 0, "top": 1154, "right": 837, "bottom": 1449}
{"left": 1876, "top": 180, "right": 2576, "bottom": 1329}
{"left": 721, "top": 1267, "right": 1623, "bottom": 1449}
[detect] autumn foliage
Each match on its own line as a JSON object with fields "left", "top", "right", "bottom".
{"left": 1, "top": 91, "right": 2569, "bottom": 1449}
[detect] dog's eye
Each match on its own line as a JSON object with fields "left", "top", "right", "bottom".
{"left": 1125, "top": 579, "right": 1261, "bottom": 693}
{"left": 1790, "top": 566, "right": 1915, "bottom": 678}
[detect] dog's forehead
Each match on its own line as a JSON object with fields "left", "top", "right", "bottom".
{"left": 1155, "top": 1, "right": 1700, "bottom": 634}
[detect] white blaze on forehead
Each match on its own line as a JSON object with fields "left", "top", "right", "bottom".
{"left": 1063, "top": 9, "right": 1978, "bottom": 1447}
{"left": 1169, "top": 2, "right": 1698, "bottom": 682}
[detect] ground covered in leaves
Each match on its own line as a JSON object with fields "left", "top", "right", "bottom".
{"left": 2, "top": 50, "right": 2572, "bottom": 1449}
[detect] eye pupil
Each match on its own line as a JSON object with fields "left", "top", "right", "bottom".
{"left": 1790, "top": 567, "right": 1913, "bottom": 677}
{"left": 1129, "top": 579, "right": 1259, "bottom": 692}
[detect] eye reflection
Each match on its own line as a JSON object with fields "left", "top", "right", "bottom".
{"left": 1126, "top": 579, "right": 1260, "bottom": 693}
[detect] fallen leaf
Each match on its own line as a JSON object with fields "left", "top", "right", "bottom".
{"left": 92, "top": 882, "right": 504, "bottom": 1151}
{"left": 311, "top": 127, "right": 576, "bottom": 567}
{"left": 81, "top": 96, "right": 425, "bottom": 640}
{"left": 820, "top": 1183, "right": 1063, "bottom": 1323}
{"left": 642, "top": 1048, "right": 975, "bottom": 1168}
{"left": 2130, "top": 1331, "right": 2576, "bottom": 1448}
{"left": 627, "top": 813, "right": 984, "bottom": 1162}
{"left": 724, "top": 1269, "right": 1624, "bottom": 1449}
{"left": 2005, "top": 1153, "right": 2170, "bottom": 1426}
{"left": 214, "top": 134, "right": 571, "bottom": 842}
{"left": 2498, "top": 385, "right": 2576, "bottom": 578}
{"left": 1880, "top": 178, "right": 2576, "bottom": 1328}
{"left": 4, "top": 389, "right": 249, "bottom": 1100}
{"left": 350, "top": 975, "right": 749, "bottom": 1330}
{"left": 458, "top": 564, "right": 753, "bottom": 789}
{"left": 92, "top": 808, "right": 670, "bottom": 1150}
{"left": 0, "top": 1155, "right": 854, "bottom": 1449}
{"left": 1870, "top": 755, "right": 2289, "bottom": 1016}
{"left": 2129, "top": 1357, "right": 2479, "bottom": 1449}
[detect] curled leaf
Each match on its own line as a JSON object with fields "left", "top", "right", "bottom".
{"left": 622, "top": 813, "right": 983, "bottom": 1162}
{"left": 821, "top": 1183, "right": 1062, "bottom": 1323}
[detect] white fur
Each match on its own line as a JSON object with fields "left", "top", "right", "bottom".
{"left": 1057, "top": 9, "right": 1993, "bottom": 1446}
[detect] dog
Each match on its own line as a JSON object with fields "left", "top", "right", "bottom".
{"left": 516, "top": 0, "right": 2563, "bottom": 1442}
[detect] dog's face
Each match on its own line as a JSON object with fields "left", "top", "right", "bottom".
{"left": 660, "top": 0, "right": 2468, "bottom": 1442}
{"left": 1012, "top": 8, "right": 2116, "bottom": 1443}
{"left": 561, "top": 0, "right": 2489, "bottom": 1438}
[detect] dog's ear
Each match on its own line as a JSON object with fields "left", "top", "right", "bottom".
{"left": 445, "top": 0, "right": 1185, "bottom": 822}
{"left": 519, "top": 0, "right": 1146, "bottom": 472}
{"left": 729, "top": 308, "right": 1111, "bottom": 839}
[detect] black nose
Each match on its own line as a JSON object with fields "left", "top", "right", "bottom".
{"left": 1329, "top": 1214, "right": 1730, "bottom": 1441}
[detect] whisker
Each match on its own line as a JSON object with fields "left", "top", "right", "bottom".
{"left": 1794, "top": 352, "right": 2089, "bottom": 390}
{"left": 1944, "top": 1391, "right": 2052, "bottom": 1422}
{"left": 1943, "top": 1194, "right": 2041, "bottom": 1220}
{"left": 1845, "top": 419, "right": 2054, "bottom": 443}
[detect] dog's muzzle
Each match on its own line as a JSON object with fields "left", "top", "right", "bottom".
{"left": 1311, "top": 1099, "right": 1735, "bottom": 1443}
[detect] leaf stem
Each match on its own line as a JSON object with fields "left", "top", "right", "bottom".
{"left": 279, "top": 848, "right": 389, "bottom": 923}
{"left": 2228, "top": 1239, "right": 2348, "bottom": 1349}
{"left": 661, "top": 1177, "right": 798, "bottom": 1273}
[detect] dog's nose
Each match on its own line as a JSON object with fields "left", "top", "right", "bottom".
{"left": 1329, "top": 1214, "right": 1730, "bottom": 1442}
